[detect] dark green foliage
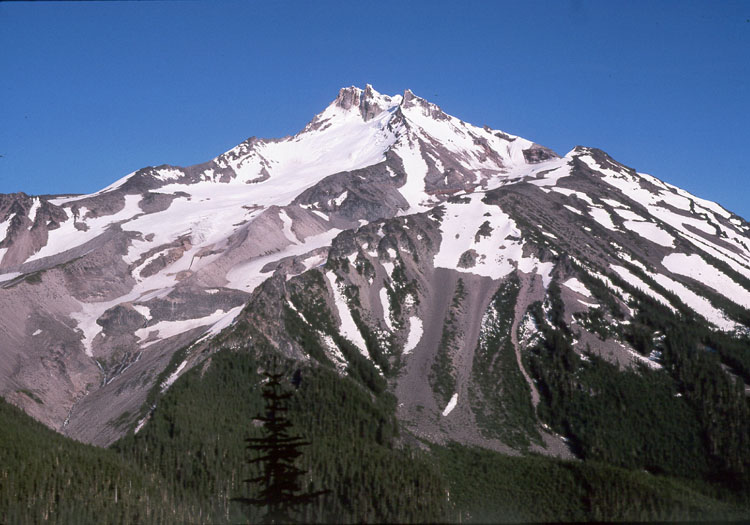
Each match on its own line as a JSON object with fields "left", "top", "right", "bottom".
{"left": 349, "top": 307, "right": 391, "bottom": 375}
{"left": 389, "top": 256, "right": 419, "bottom": 309}
{"left": 144, "top": 344, "right": 190, "bottom": 412}
{"left": 433, "top": 443, "right": 749, "bottom": 523}
{"left": 353, "top": 253, "right": 376, "bottom": 281}
{"left": 528, "top": 272, "right": 750, "bottom": 487}
{"left": 531, "top": 284, "right": 701, "bottom": 472}
{"left": 608, "top": 269, "right": 750, "bottom": 478}
{"left": 703, "top": 331, "right": 750, "bottom": 384}
{"left": 287, "top": 270, "right": 335, "bottom": 335}
{"left": 324, "top": 253, "right": 349, "bottom": 273}
{"left": 573, "top": 307, "right": 612, "bottom": 341}
{"left": 660, "top": 329, "right": 750, "bottom": 479}
{"left": 469, "top": 274, "right": 540, "bottom": 448}
{"left": 287, "top": 270, "right": 386, "bottom": 394}
{"left": 234, "top": 370, "right": 326, "bottom": 523}
{"left": 4, "top": 342, "right": 750, "bottom": 523}
{"left": 115, "top": 349, "right": 267, "bottom": 523}
{"left": 342, "top": 283, "right": 360, "bottom": 307}
{"left": 23, "top": 270, "right": 44, "bottom": 284}
{"left": 384, "top": 284, "right": 403, "bottom": 329}
{"left": 115, "top": 349, "right": 449, "bottom": 523}
{"left": 446, "top": 195, "right": 471, "bottom": 204}
{"left": 560, "top": 353, "right": 704, "bottom": 475}
{"left": 571, "top": 264, "right": 625, "bottom": 320}
{"left": 0, "top": 398, "right": 191, "bottom": 524}
{"left": 282, "top": 303, "right": 333, "bottom": 367}
{"left": 544, "top": 281, "right": 569, "bottom": 331}
{"left": 429, "top": 278, "right": 464, "bottom": 406}
{"left": 285, "top": 367, "right": 448, "bottom": 523}
{"left": 16, "top": 389, "right": 43, "bottom": 404}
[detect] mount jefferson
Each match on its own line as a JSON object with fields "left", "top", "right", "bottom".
{"left": 0, "top": 85, "right": 749, "bottom": 458}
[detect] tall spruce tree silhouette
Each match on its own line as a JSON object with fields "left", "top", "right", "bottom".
{"left": 234, "top": 369, "right": 326, "bottom": 524}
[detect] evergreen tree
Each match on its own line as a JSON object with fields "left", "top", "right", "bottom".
{"left": 234, "top": 369, "right": 326, "bottom": 524}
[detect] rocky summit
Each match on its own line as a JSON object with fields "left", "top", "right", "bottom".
{"left": 1, "top": 85, "right": 749, "bottom": 462}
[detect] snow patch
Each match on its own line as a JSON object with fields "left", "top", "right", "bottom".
{"left": 325, "top": 271, "right": 368, "bottom": 355}
{"left": 563, "top": 278, "right": 591, "bottom": 297}
{"left": 161, "top": 360, "right": 187, "bottom": 392}
{"left": 27, "top": 198, "right": 41, "bottom": 226}
{"left": 0, "top": 271, "right": 21, "bottom": 283}
{"left": 0, "top": 213, "right": 16, "bottom": 243}
{"left": 623, "top": 220, "right": 675, "bottom": 247}
{"left": 132, "top": 305, "right": 152, "bottom": 320}
{"left": 226, "top": 228, "right": 341, "bottom": 291}
{"left": 278, "top": 209, "right": 299, "bottom": 243}
{"left": 662, "top": 253, "right": 750, "bottom": 308}
{"left": 442, "top": 393, "right": 458, "bottom": 416}
{"left": 600, "top": 198, "right": 624, "bottom": 208}
{"left": 134, "top": 415, "right": 150, "bottom": 435}
{"left": 629, "top": 349, "right": 663, "bottom": 370}
{"left": 528, "top": 163, "right": 571, "bottom": 187}
{"left": 333, "top": 191, "right": 348, "bottom": 207}
{"left": 135, "top": 308, "right": 240, "bottom": 348}
{"left": 649, "top": 272, "right": 737, "bottom": 331}
{"left": 382, "top": 260, "right": 395, "bottom": 279}
{"left": 203, "top": 305, "right": 244, "bottom": 338}
{"left": 588, "top": 207, "right": 618, "bottom": 231}
{"left": 380, "top": 286, "right": 394, "bottom": 331}
{"left": 403, "top": 316, "right": 423, "bottom": 354}
{"left": 394, "top": 141, "right": 432, "bottom": 213}
{"left": 319, "top": 332, "right": 347, "bottom": 372}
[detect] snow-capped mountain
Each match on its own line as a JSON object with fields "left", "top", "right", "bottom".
{"left": 1, "top": 85, "right": 749, "bottom": 450}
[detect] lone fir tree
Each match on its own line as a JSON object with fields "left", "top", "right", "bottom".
{"left": 234, "top": 369, "right": 326, "bottom": 524}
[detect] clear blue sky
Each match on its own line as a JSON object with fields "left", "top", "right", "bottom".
{"left": 1, "top": 0, "right": 748, "bottom": 218}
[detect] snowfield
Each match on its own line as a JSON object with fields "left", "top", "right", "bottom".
{"left": 663, "top": 253, "right": 750, "bottom": 307}
{"left": 433, "top": 193, "right": 553, "bottom": 285}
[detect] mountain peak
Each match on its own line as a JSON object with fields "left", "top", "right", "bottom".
{"left": 399, "top": 88, "right": 448, "bottom": 120}
{"left": 333, "top": 85, "right": 364, "bottom": 111}
{"left": 330, "top": 84, "right": 399, "bottom": 122}
{"left": 328, "top": 85, "right": 451, "bottom": 124}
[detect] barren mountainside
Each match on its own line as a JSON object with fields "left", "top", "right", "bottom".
{"left": 1, "top": 85, "right": 749, "bottom": 463}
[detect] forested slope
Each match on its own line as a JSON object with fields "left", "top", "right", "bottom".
{"left": 5, "top": 340, "right": 748, "bottom": 523}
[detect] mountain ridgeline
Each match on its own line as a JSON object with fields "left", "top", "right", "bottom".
{"left": 1, "top": 85, "right": 750, "bottom": 522}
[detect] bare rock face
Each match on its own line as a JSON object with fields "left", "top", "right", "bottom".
{"left": 292, "top": 159, "right": 409, "bottom": 223}
{"left": 522, "top": 143, "right": 559, "bottom": 163}
{"left": 334, "top": 84, "right": 395, "bottom": 122}
{"left": 1, "top": 85, "right": 749, "bottom": 452}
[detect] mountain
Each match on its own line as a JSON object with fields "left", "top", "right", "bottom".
{"left": 2, "top": 85, "right": 750, "bottom": 521}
